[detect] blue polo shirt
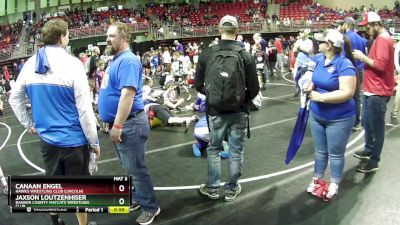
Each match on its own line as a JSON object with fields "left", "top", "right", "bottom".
{"left": 344, "top": 30, "right": 367, "bottom": 72}
{"left": 98, "top": 50, "right": 144, "bottom": 123}
{"left": 310, "top": 53, "right": 356, "bottom": 120}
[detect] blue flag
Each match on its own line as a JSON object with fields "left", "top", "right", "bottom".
{"left": 285, "top": 97, "right": 310, "bottom": 164}
{"left": 285, "top": 63, "right": 314, "bottom": 164}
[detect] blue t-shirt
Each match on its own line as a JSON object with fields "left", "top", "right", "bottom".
{"left": 98, "top": 50, "right": 144, "bottom": 123}
{"left": 310, "top": 53, "right": 356, "bottom": 120}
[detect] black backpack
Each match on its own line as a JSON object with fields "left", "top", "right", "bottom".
{"left": 204, "top": 45, "right": 246, "bottom": 112}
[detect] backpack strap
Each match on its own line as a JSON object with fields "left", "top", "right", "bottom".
{"left": 231, "top": 44, "right": 245, "bottom": 54}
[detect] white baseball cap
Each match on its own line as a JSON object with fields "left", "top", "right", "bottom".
{"left": 314, "top": 29, "right": 344, "bottom": 48}
{"left": 358, "top": 11, "right": 381, "bottom": 26}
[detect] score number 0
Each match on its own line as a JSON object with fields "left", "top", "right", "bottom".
{"left": 119, "top": 185, "right": 126, "bottom": 205}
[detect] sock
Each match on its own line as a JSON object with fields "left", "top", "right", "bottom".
{"left": 50, "top": 214, "right": 59, "bottom": 225}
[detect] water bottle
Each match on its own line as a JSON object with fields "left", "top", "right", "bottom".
{"left": 88, "top": 152, "right": 98, "bottom": 175}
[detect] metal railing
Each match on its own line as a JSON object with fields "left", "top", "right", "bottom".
{"left": 0, "top": 43, "right": 35, "bottom": 62}
{"left": 151, "top": 18, "right": 400, "bottom": 40}
{"left": 150, "top": 20, "right": 338, "bottom": 40}
{"left": 1, "top": 22, "right": 151, "bottom": 63}
{"left": 68, "top": 22, "right": 151, "bottom": 40}
{"left": 1, "top": 18, "right": 400, "bottom": 63}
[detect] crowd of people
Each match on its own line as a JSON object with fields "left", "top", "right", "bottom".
{"left": 0, "top": 21, "right": 23, "bottom": 47}
{"left": 0, "top": 0, "right": 400, "bottom": 224}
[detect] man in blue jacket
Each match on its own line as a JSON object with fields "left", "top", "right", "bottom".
{"left": 9, "top": 18, "right": 100, "bottom": 225}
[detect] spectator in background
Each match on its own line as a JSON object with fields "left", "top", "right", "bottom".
{"left": 18, "top": 59, "right": 25, "bottom": 72}
{"left": 395, "top": 1, "right": 400, "bottom": 17}
{"left": 353, "top": 12, "right": 395, "bottom": 173}
{"left": 88, "top": 46, "right": 100, "bottom": 78}
{"left": 2, "top": 66, "right": 10, "bottom": 81}
{"left": 292, "top": 29, "right": 313, "bottom": 96}
{"left": 267, "top": 39, "right": 277, "bottom": 77}
{"left": 9, "top": 18, "right": 100, "bottom": 225}
{"left": 254, "top": 43, "right": 270, "bottom": 89}
{"left": 174, "top": 40, "right": 184, "bottom": 53}
{"left": 274, "top": 36, "right": 285, "bottom": 73}
{"left": 12, "top": 62, "right": 19, "bottom": 81}
{"left": 253, "top": 33, "right": 267, "bottom": 52}
{"left": 162, "top": 47, "right": 172, "bottom": 71}
{"left": 236, "top": 34, "right": 245, "bottom": 48}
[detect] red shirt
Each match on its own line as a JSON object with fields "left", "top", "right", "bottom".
{"left": 363, "top": 32, "right": 395, "bottom": 96}
{"left": 274, "top": 39, "right": 283, "bottom": 54}
{"left": 3, "top": 68, "right": 10, "bottom": 81}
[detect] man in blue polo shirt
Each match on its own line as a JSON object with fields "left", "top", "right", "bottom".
{"left": 98, "top": 22, "right": 160, "bottom": 225}
{"left": 338, "top": 17, "right": 367, "bottom": 131}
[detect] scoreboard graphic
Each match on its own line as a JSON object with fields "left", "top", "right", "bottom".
{"left": 8, "top": 176, "right": 132, "bottom": 213}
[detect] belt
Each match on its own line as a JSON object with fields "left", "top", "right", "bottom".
{"left": 127, "top": 109, "right": 144, "bottom": 120}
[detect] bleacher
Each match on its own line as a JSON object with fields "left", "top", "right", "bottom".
{"left": 280, "top": 0, "right": 313, "bottom": 20}
{"left": 0, "top": 1, "right": 399, "bottom": 64}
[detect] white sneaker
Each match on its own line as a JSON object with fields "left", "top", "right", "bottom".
{"left": 323, "top": 183, "right": 339, "bottom": 201}
{"left": 306, "top": 178, "right": 319, "bottom": 193}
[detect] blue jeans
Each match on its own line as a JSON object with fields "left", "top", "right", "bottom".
{"left": 310, "top": 113, "right": 355, "bottom": 184}
{"left": 353, "top": 71, "right": 364, "bottom": 126}
{"left": 206, "top": 112, "right": 248, "bottom": 191}
{"left": 361, "top": 95, "right": 391, "bottom": 164}
{"left": 114, "top": 112, "right": 159, "bottom": 212}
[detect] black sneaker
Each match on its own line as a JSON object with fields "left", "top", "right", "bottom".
{"left": 199, "top": 184, "right": 219, "bottom": 200}
{"left": 261, "top": 84, "right": 266, "bottom": 90}
{"left": 354, "top": 150, "right": 371, "bottom": 160}
{"left": 357, "top": 161, "right": 379, "bottom": 173}
{"left": 130, "top": 201, "right": 141, "bottom": 212}
{"left": 136, "top": 207, "right": 161, "bottom": 225}
{"left": 225, "top": 184, "right": 242, "bottom": 202}
{"left": 352, "top": 125, "right": 362, "bottom": 132}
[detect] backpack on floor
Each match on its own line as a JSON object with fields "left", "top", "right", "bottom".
{"left": 204, "top": 45, "right": 246, "bottom": 112}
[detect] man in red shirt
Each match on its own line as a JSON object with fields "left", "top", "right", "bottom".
{"left": 2, "top": 66, "right": 10, "bottom": 81}
{"left": 274, "top": 36, "right": 285, "bottom": 73}
{"left": 353, "top": 11, "right": 395, "bottom": 173}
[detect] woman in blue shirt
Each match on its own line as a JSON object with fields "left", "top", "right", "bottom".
{"left": 305, "top": 29, "right": 357, "bottom": 201}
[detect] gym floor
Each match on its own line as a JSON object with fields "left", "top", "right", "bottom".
{"left": 1, "top": 74, "right": 399, "bottom": 225}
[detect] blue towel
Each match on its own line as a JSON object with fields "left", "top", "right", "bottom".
{"left": 35, "top": 47, "right": 50, "bottom": 74}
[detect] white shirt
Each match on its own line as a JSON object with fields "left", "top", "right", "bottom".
{"left": 162, "top": 51, "right": 171, "bottom": 64}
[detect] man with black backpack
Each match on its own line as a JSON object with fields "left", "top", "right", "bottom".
{"left": 194, "top": 15, "right": 259, "bottom": 201}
